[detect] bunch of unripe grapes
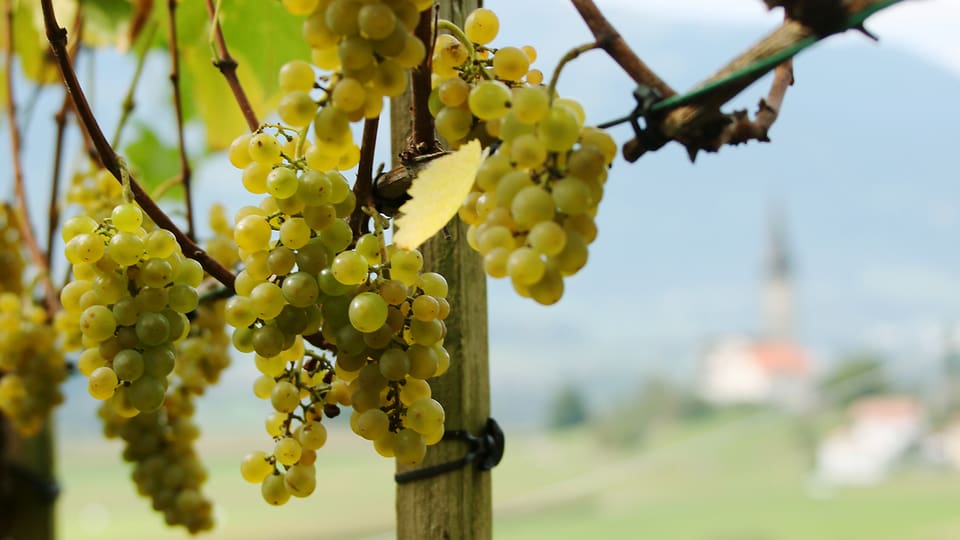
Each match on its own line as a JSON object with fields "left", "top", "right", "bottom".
{"left": 429, "top": 8, "right": 542, "bottom": 146}
{"left": 226, "top": 129, "right": 358, "bottom": 358}
{"left": 274, "top": 0, "right": 432, "bottom": 170}
{"left": 0, "top": 293, "right": 68, "bottom": 436}
{"left": 323, "top": 240, "right": 449, "bottom": 465}
{"left": 60, "top": 202, "right": 202, "bottom": 414}
{"left": 98, "top": 387, "right": 213, "bottom": 533}
{"left": 0, "top": 205, "right": 25, "bottom": 293}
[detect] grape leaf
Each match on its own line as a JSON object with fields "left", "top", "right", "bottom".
{"left": 3, "top": 1, "right": 70, "bottom": 85}
{"left": 393, "top": 140, "right": 484, "bottom": 250}
{"left": 123, "top": 121, "right": 183, "bottom": 201}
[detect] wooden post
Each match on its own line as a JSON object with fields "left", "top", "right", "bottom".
{"left": 0, "top": 420, "right": 56, "bottom": 540}
{"left": 392, "top": 1, "right": 491, "bottom": 538}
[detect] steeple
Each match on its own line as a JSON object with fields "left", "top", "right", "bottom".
{"left": 762, "top": 206, "right": 794, "bottom": 341}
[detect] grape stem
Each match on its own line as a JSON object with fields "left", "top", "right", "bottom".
{"left": 349, "top": 116, "right": 381, "bottom": 238}
{"left": 45, "top": 8, "right": 83, "bottom": 272}
{"left": 111, "top": 22, "right": 157, "bottom": 149}
{"left": 40, "top": 0, "right": 237, "bottom": 294}
{"left": 546, "top": 42, "right": 599, "bottom": 105}
{"left": 409, "top": 7, "right": 442, "bottom": 155}
{"left": 167, "top": 0, "right": 196, "bottom": 240}
{"left": 203, "top": 0, "right": 259, "bottom": 132}
{"left": 5, "top": 0, "right": 59, "bottom": 318}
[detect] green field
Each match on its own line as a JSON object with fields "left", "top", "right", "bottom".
{"left": 56, "top": 411, "right": 960, "bottom": 539}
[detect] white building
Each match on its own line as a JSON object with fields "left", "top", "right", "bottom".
{"left": 816, "top": 395, "right": 924, "bottom": 485}
{"left": 700, "top": 339, "right": 813, "bottom": 408}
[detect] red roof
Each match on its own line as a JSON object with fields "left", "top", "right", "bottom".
{"left": 850, "top": 395, "right": 921, "bottom": 420}
{"left": 749, "top": 342, "right": 811, "bottom": 375}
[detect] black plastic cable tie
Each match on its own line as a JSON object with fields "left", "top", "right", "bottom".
{"left": 394, "top": 417, "right": 505, "bottom": 484}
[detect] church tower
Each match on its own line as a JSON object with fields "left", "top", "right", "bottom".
{"left": 762, "top": 207, "right": 794, "bottom": 341}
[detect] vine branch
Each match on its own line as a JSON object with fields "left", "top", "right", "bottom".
{"left": 407, "top": 7, "right": 441, "bottom": 157}
{"left": 203, "top": 0, "right": 258, "bottom": 132}
{"left": 5, "top": 0, "right": 58, "bottom": 316}
{"left": 111, "top": 22, "right": 156, "bottom": 149}
{"left": 349, "top": 116, "right": 381, "bottom": 238}
{"left": 40, "top": 0, "right": 236, "bottom": 293}
{"left": 168, "top": 0, "right": 195, "bottom": 239}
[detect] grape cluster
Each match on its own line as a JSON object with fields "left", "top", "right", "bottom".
{"left": 98, "top": 387, "right": 213, "bottom": 533}
{"left": 60, "top": 202, "right": 201, "bottom": 413}
{"left": 429, "top": 8, "right": 543, "bottom": 146}
{"left": 0, "top": 205, "right": 24, "bottom": 293}
{"left": 0, "top": 293, "right": 67, "bottom": 436}
{"left": 66, "top": 163, "right": 124, "bottom": 221}
{"left": 271, "top": 0, "right": 431, "bottom": 170}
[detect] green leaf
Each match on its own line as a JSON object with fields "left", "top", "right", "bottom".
{"left": 123, "top": 121, "right": 183, "bottom": 201}
{"left": 170, "top": 0, "right": 310, "bottom": 150}
{"left": 79, "top": 0, "right": 134, "bottom": 48}
{"left": 4, "top": 1, "right": 66, "bottom": 85}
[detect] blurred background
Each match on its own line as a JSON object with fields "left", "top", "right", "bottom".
{"left": 4, "top": 0, "right": 960, "bottom": 538}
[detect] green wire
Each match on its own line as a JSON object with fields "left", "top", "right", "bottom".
{"left": 648, "top": 0, "right": 904, "bottom": 114}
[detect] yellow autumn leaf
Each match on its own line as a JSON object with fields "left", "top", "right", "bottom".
{"left": 393, "top": 140, "right": 484, "bottom": 250}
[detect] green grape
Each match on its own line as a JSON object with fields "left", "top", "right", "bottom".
{"left": 331, "top": 251, "right": 369, "bottom": 285}
{"left": 242, "top": 162, "right": 272, "bottom": 194}
{"left": 143, "top": 346, "right": 176, "bottom": 377}
{"left": 80, "top": 305, "right": 117, "bottom": 342}
{"left": 511, "top": 87, "right": 549, "bottom": 124}
{"left": 282, "top": 0, "right": 318, "bottom": 15}
{"left": 77, "top": 348, "right": 107, "bottom": 376}
{"left": 261, "top": 474, "right": 291, "bottom": 506}
{"left": 379, "top": 348, "right": 410, "bottom": 380}
{"left": 303, "top": 10, "right": 339, "bottom": 49}
{"left": 495, "top": 169, "right": 534, "bottom": 210}
{"left": 313, "top": 106, "right": 352, "bottom": 149}
{"left": 438, "top": 77, "right": 469, "bottom": 108}
{"left": 404, "top": 397, "right": 444, "bottom": 436}
{"left": 339, "top": 36, "right": 374, "bottom": 71}
{"left": 498, "top": 112, "right": 535, "bottom": 143}
{"left": 167, "top": 283, "right": 199, "bottom": 314}
{"left": 162, "top": 308, "right": 188, "bottom": 341}
{"left": 390, "top": 248, "right": 423, "bottom": 274}
{"left": 264, "top": 247, "right": 293, "bottom": 276}
{"left": 372, "top": 23, "right": 407, "bottom": 57}
{"left": 311, "top": 46, "right": 341, "bottom": 71}
{"left": 411, "top": 295, "right": 439, "bottom": 321}
{"left": 60, "top": 280, "right": 92, "bottom": 312}
{"left": 248, "top": 133, "right": 282, "bottom": 165}
{"left": 394, "top": 428, "right": 426, "bottom": 465}
{"left": 417, "top": 272, "right": 448, "bottom": 298}
{"left": 317, "top": 268, "right": 353, "bottom": 296}
{"left": 111, "top": 203, "right": 143, "bottom": 233}
{"left": 529, "top": 267, "right": 564, "bottom": 305}
{"left": 325, "top": 0, "right": 360, "bottom": 36}
{"left": 348, "top": 292, "right": 388, "bottom": 332}
{"left": 144, "top": 229, "right": 178, "bottom": 259}
{"left": 492, "top": 46, "right": 530, "bottom": 82}
{"left": 475, "top": 152, "right": 511, "bottom": 192}
{"left": 373, "top": 60, "right": 407, "bottom": 97}
{"left": 253, "top": 325, "right": 286, "bottom": 358}
{"left": 271, "top": 381, "right": 300, "bottom": 413}
{"left": 527, "top": 221, "right": 566, "bottom": 256}
{"left": 556, "top": 98, "right": 586, "bottom": 126}
{"left": 255, "top": 354, "right": 287, "bottom": 377}
{"left": 141, "top": 257, "right": 174, "bottom": 288}
{"left": 483, "top": 246, "right": 510, "bottom": 278}
{"left": 274, "top": 437, "right": 302, "bottom": 467}
{"left": 511, "top": 133, "right": 547, "bottom": 169}
{"left": 250, "top": 282, "right": 286, "bottom": 320}
{"left": 279, "top": 217, "right": 311, "bottom": 250}
{"left": 355, "top": 408, "right": 389, "bottom": 441}
{"left": 409, "top": 319, "right": 443, "bottom": 346}
{"left": 240, "top": 451, "right": 273, "bottom": 483}
{"left": 176, "top": 258, "right": 205, "bottom": 287}
{"left": 511, "top": 186, "right": 555, "bottom": 229}
{"left": 113, "top": 349, "right": 144, "bottom": 381}
{"left": 253, "top": 374, "right": 276, "bottom": 399}
{"left": 234, "top": 215, "right": 273, "bottom": 253}
{"left": 298, "top": 422, "right": 327, "bottom": 450}
{"left": 295, "top": 238, "right": 330, "bottom": 274}
{"left": 553, "top": 231, "right": 588, "bottom": 275}
{"left": 507, "top": 247, "right": 545, "bottom": 286}
{"left": 283, "top": 465, "right": 316, "bottom": 498}
{"left": 568, "top": 146, "right": 607, "bottom": 182}
{"left": 538, "top": 106, "right": 581, "bottom": 152}
{"left": 378, "top": 279, "right": 408, "bottom": 305}
{"left": 61, "top": 214, "right": 98, "bottom": 242}
{"left": 278, "top": 60, "right": 315, "bottom": 94}
{"left": 433, "top": 342, "right": 451, "bottom": 375}
{"left": 88, "top": 366, "right": 118, "bottom": 400}
{"left": 136, "top": 311, "right": 170, "bottom": 347}
{"left": 464, "top": 7, "right": 498, "bottom": 44}
{"left": 266, "top": 411, "right": 285, "bottom": 437}
{"left": 332, "top": 77, "right": 366, "bottom": 113}
{"left": 408, "top": 344, "right": 439, "bottom": 378}
{"left": 550, "top": 176, "right": 591, "bottom": 215}
{"left": 67, "top": 234, "right": 105, "bottom": 264}
{"left": 434, "top": 34, "right": 467, "bottom": 68}
{"left": 127, "top": 375, "right": 165, "bottom": 412}
{"left": 281, "top": 272, "right": 320, "bottom": 308}
{"left": 565, "top": 213, "right": 597, "bottom": 244}
{"left": 435, "top": 106, "right": 473, "bottom": 142}
{"left": 358, "top": 3, "right": 396, "bottom": 40}
{"left": 468, "top": 80, "right": 511, "bottom": 121}
{"left": 298, "top": 170, "right": 333, "bottom": 206}
{"left": 399, "top": 376, "right": 431, "bottom": 405}
{"left": 264, "top": 167, "right": 298, "bottom": 201}
{"left": 355, "top": 233, "right": 381, "bottom": 265}
{"left": 393, "top": 33, "right": 426, "bottom": 68}
{"left": 108, "top": 232, "right": 145, "bottom": 266}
